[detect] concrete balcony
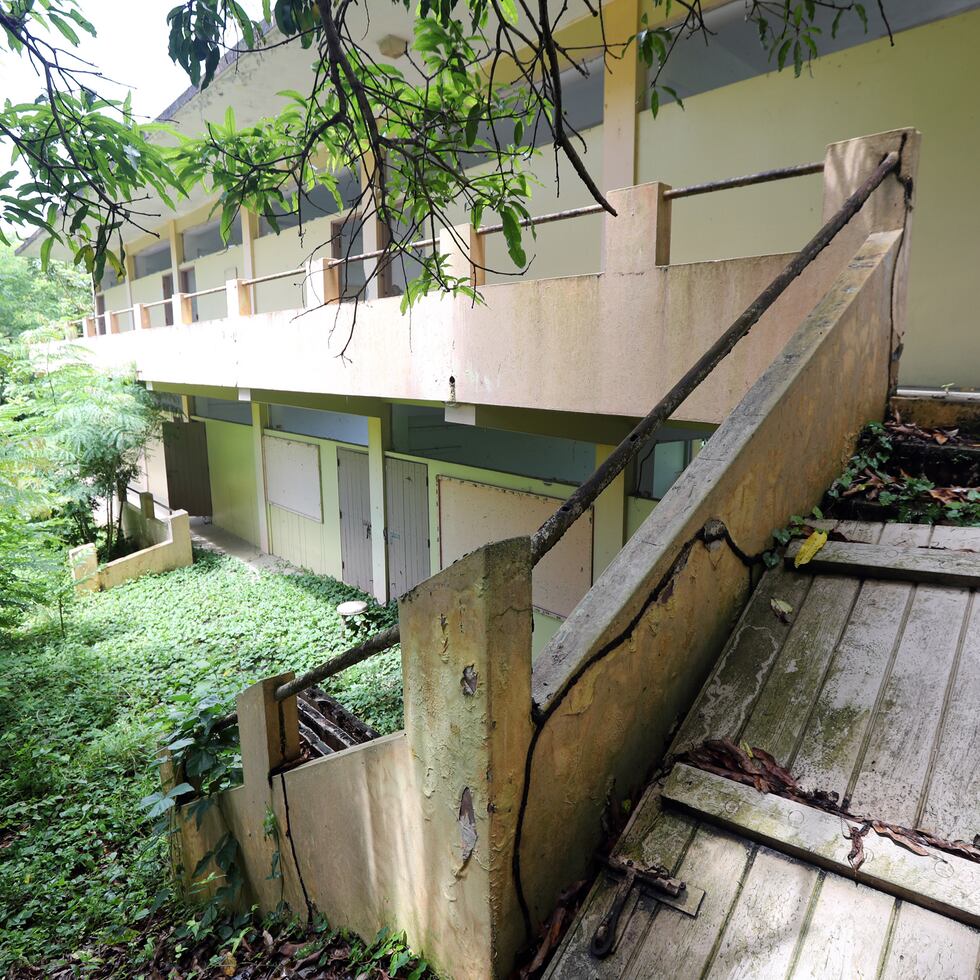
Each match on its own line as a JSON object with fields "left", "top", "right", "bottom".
{"left": 69, "top": 132, "right": 906, "bottom": 426}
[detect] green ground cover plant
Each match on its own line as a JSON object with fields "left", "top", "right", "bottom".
{"left": 0, "top": 548, "right": 403, "bottom": 974}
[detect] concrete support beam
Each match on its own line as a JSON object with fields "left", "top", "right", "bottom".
{"left": 108, "top": 310, "right": 121, "bottom": 334}
{"left": 592, "top": 443, "right": 627, "bottom": 578}
{"left": 83, "top": 316, "right": 97, "bottom": 338}
{"left": 251, "top": 402, "right": 270, "bottom": 552}
{"left": 601, "top": 0, "right": 642, "bottom": 192}
{"left": 367, "top": 413, "right": 389, "bottom": 603}
{"left": 134, "top": 302, "right": 151, "bottom": 330}
{"left": 399, "top": 536, "right": 534, "bottom": 977}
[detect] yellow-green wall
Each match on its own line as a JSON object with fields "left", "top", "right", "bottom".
{"left": 201, "top": 418, "right": 260, "bottom": 546}
{"left": 637, "top": 10, "right": 980, "bottom": 388}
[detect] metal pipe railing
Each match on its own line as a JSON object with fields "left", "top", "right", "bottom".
{"left": 663, "top": 161, "right": 824, "bottom": 200}
{"left": 530, "top": 150, "right": 900, "bottom": 564}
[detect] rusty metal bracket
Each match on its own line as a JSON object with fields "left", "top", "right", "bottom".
{"left": 589, "top": 857, "right": 705, "bottom": 959}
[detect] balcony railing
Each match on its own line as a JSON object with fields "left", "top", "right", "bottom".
{"left": 72, "top": 159, "right": 827, "bottom": 339}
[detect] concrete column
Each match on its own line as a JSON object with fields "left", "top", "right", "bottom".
{"left": 68, "top": 543, "right": 99, "bottom": 592}
{"left": 367, "top": 413, "right": 389, "bottom": 603}
{"left": 305, "top": 256, "right": 341, "bottom": 309}
{"left": 821, "top": 129, "right": 920, "bottom": 391}
{"left": 399, "top": 536, "right": 534, "bottom": 978}
{"left": 360, "top": 153, "right": 383, "bottom": 300}
{"left": 134, "top": 302, "right": 151, "bottom": 329}
{"left": 601, "top": 0, "right": 643, "bottom": 193}
{"left": 602, "top": 181, "right": 672, "bottom": 273}
{"left": 592, "top": 443, "right": 627, "bottom": 579}
{"left": 226, "top": 278, "right": 253, "bottom": 318}
{"left": 251, "top": 402, "right": 270, "bottom": 553}
{"left": 172, "top": 293, "right": 194, "bottom": 326}
{"left": 83, "top": 316, "right": 97, "bottom": 337}
{"left": 241, "top": 209, "right": 259, "bottom": 313}
{"left": 108, "top": 310, "right": 121, "bottom": 334}
{"left": 124, "top": 254, "right": 136, "bottom": 310}
{"left": 438, "top": 224, "right": 486, "bottom": 288}
{"left": 237, "top": 671, "right": 300, "bottom": 789}
{"left": 139, "top": 491, "right": 155, "bottom": 519}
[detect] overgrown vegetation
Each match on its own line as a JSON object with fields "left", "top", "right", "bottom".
{"left": 825, "top": 420, "right": 980, "bottom": 525}
{"left": 0, "top": 549, "right": 404, "bottom": 974}
{"left": 0, "top": 246, "right": 90, "bottom": 340}
{"left": 0, "top": 336, "right": 161, "bottom": 623}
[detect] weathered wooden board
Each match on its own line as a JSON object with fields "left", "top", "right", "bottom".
{"left": 790, "top": 577, "right": 914, "bottom": 799}
{"left": 878, "top": 900, "right": 980, "bottom": 978}
{"left": 622, "top": 827, "right": 752, "bottom": 980}
{"left": 785, "top": 538, "right": 980, "bottom": 587}
{"left": 788, "top": 870, "right": 894, "bottom": 980}
{"left": 702, "top": 847, "right": 818, "bottom": 979}
{"left": 671, "top": 565, "right": 812, "bottom": 756}
{"left": 919, "top": 594, "right": 980, "bottom": 842}
{"left": 543, "top": 790, "right": 698, "bottom": 980}
{"left": 663, "top": 764, "right": 980, "bottom": 929}
{"left": 740, "top": 573, "right": 860, "bottom": 765}
{"left": 848, "top": 583, "right": 970, "bottom": 825}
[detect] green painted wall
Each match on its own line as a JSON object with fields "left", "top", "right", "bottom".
{"left": 637, "top": 9, "right": 980, "bottom": 389}
{"left": 200, "top": 417, "right": 260, "bottom": 546}
{"left": 264, "top": 430, "right": 351, "bottom": 579}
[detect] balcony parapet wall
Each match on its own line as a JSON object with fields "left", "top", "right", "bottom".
{"left": 66, "top": 130, "right": 918, "bottom": 425}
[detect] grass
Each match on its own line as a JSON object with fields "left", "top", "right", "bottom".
{"left": 0, "top": 547, "right": 402, "bottom": 973}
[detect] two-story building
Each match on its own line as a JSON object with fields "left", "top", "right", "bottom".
{"left": 21, "top": 0, "right": 980, "bottom": 652}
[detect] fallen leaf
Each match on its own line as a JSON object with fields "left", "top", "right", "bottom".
{"left": 845, "top": 821, "right": 870, "bottom": 871}
{"left": 222, "top": 951, "right": 237, "bottom": 976}
{"left": 770, "top": 598, "right": 794, "bottom": 623}
{"left": 871, "top": 821, "right": 930, "bottom": 856}
{"left": 794, "top": 530, "right": 828, "bottom": 568}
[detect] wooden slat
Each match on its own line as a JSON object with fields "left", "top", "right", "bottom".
{"left": 919, "top": 594, "right": 980, "bottom": 841}
{"left": 740, "top": 573, "right": 860, "bottom": 764}
{"left": 877, "top": 522, "right": 934, "bottom": 548}
{"left": 790, "top": 578, "right": 914, "bottom": 799}
{"left": 787, "top": 872, "right": 894, "bottom": 980}
{"left": 543, "top": 791, "right": 697, "bottom": 980}
{"left": 878, "top": 900, "right": 980, "bottom": 978}
{"left": 930, "top": 524, "right": 980, "bottom": 552}
{"left": 785, "top": 539, "right": 980, "bottom": 588}
{"left": 622, "top": 827, "right": 753, "bottom": 980}
{"left": 703, "top": 847, "right": 819, "bottom": 979}
{"left": 663, "top": 764, "right": 980, "bottom": 929}
{"left": 848, "top": 584, "right": 970, "bottom": 826}
{"left": 671, "top": 565, "right": 813, "bottom": 755}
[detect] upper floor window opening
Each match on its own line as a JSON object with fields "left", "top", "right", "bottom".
{"left": 133, "top": 241, "right": 173, "bottom": 280}
{"left": 258, "top": 169, "right": 362, "bottom": 237}
{"left": 181, "top": 215, "right": 243, "bottom": 261}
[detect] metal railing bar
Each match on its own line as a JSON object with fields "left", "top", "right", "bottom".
{"left": 183, "top": 284, "right": 226, "bottom": 299}
{"left": 664, "top": 161, "right": 824, "bottom": 201}
{"left": 243, "top": 266, "right": 305, "bottom": 288}
{"left": 530, "top": 150, "right": 900, "bottom": 565}
{"left": 477, "top": 203, "right": 604, "bottom": 238}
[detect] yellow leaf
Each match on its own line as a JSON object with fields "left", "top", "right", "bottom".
{"left": 794, "top": 530, "right": 828, "bottom": 568}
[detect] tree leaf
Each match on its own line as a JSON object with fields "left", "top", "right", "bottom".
{"left": 794, "top": 530, "right": 828, "bottom": 567}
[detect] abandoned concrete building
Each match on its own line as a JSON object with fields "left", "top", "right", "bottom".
{"left": 23, "top": 0, "right": 980, "bottom": 977}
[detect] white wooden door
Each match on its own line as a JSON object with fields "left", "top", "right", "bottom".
{"left": 384, "top": 457, "right": 429, "bottom": 598}
{"left": 337, "top": 449, "right": 373, "bottom": 594}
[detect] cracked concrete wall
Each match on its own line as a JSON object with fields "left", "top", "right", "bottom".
{"left": 174, "top": 536, "right": 533, "bottom": 980}
{"left": 522, "top": 227, "right": 905, "bottom": 927}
